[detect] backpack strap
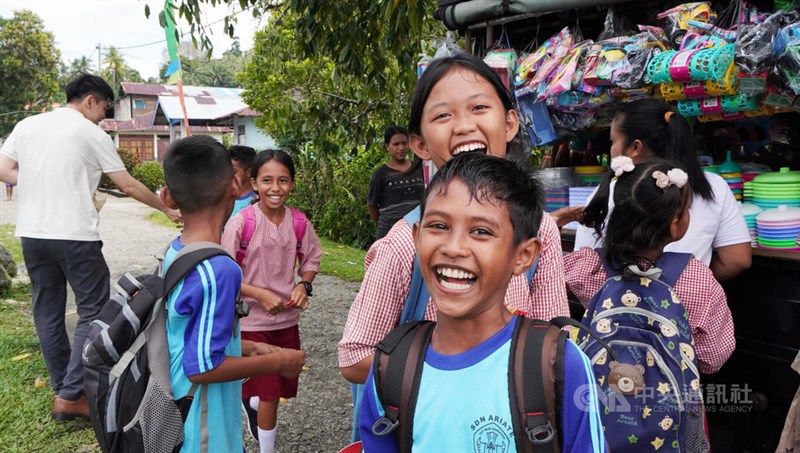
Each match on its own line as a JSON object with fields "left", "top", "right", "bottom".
{"left": 400, "top": 207, "right": 430, "bottom": 324}
{"left": 111, "top": 242, "right": 231, "bottom": 382}
{"left": 509, "top": 317, "right": 562, "bottom": 453}
{"left": 371, "top": 320, "right": 434, "bottom": 453}
{"left": 289, "top": 207, "right": 308, "bottom": 265}
{"left": 654, "top": 252, "right": 693, "bottom": 287}
{"left": 236, "top": 205, "right": 256, "bottom": 266}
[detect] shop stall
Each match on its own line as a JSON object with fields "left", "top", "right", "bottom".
{"left": 431, "top": 0, "right": 800, "bottom": 450}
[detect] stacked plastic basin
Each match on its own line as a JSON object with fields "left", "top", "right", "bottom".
{"left": 531, "top": 167, "right": 575, "bottom": 213}
{"left": 719, "top": 151, "right": 743, "bottom": 202}
{"left": 755, "top": 205, "right": 800, "bottom": 251}
{"left": 746, "top": 167, "right": 800, "bottom": 210}
{"left": 573, "top": 166, "right": 607, "bottom": 187}
{"left": 740, "top": 203, "right": 762, "bottom": 247}
{"left": 741, "top": 172, "right": 761, "bottom": 203}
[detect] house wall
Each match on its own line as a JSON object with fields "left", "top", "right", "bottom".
{"left": 234, "top": 117, "right": 276, "bottom": 149}
{"left": 114, "top": 95, "right": 158, "bottom": 121}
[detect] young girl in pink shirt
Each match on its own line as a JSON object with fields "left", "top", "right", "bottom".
{"left": 222, "top": 149, "right": 322, "bottom": 453}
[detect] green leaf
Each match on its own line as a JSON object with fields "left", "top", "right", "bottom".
{"left": 144, "top": 4, "right": 151, "bottom": 18}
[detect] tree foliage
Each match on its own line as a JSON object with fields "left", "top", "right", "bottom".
{"left": 240, "top": 13, "right": 417, "bottom": 247}
{"left": 0, "top": 10, "right": 61, "bottom": 136}
{"left": 158, "top": 41, "right": 247, "bottom": 87}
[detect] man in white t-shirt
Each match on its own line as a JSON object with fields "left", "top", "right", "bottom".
{"left": 0, "top": 74, "right": 180, "bottom": 421}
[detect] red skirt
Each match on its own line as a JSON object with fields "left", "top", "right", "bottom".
{"left": 241, "top": 325, "right": 301, "bottom": 401}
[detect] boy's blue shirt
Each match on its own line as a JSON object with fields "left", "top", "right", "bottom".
{"left": 164, "top": 236, "right": 243, "bottom": 453}
{"left": 229, "top": 192, "right": 255, "bottom": 222}
{"left": 359, "top": 316, "right": 606, "bottom": 453}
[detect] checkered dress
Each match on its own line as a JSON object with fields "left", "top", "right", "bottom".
{"left": 564, "top": 247, "right": 735, "bottom": 374}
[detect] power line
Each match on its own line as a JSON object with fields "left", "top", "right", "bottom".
{"left": 115, "top": 8, "right": 248, "bottom": 51}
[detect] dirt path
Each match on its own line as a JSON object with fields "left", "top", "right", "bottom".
{"left": 2, "top": 195, "right": 357, "bottom": 452}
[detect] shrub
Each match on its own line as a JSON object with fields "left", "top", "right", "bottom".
{"left": 131, "top": 161, "right": 165, "bottom": 192}
{"left": 100, "top": 148, "right": 141, "bottom": 190}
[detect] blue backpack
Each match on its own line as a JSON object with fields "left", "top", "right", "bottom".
{"left": 578, "top": 252, "right": 708, "bottom": 453}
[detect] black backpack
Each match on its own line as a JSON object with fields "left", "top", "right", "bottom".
{"left": 82, "top": 242, "right": 232, "bottom": 453}
{"left": 369, "top": 316, "right": 599, "bottom": 453}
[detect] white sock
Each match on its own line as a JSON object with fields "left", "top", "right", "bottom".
{"left": 258, "top": 427, "right": 276, "bottom": 453}
{"left": 249, "top": 396, "right": 260, "bottom": 412}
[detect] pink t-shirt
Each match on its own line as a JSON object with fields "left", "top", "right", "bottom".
{"left": 222, "top": 205, "right": 322, "bottom": 332}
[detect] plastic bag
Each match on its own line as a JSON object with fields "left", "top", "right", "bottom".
{"left": 735, "top": 10, "right": 798, "bottom": 75}
{"left": 597, "top": 8, "right": 629, "bottom": 41}
{"left": 433, "top": 31, "right": 464, "bottom": 60}
{"left": 551, "top": 110, "right": 596, "bottom": 131}
{"left": 657, "top": 2, "right": 718, "bottom": 48}
{"left": 485, "top": 48, "right": 518, "bottom": 91}
{"left": 775, "top": 22, "right": 800, "bottom": 95}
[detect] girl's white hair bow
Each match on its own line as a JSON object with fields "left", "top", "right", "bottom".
{"left": 652, "top": 168, "right": 689, "bottom": 189}
{"left": 610, "top": 156, "right": 635, "bottom": 177}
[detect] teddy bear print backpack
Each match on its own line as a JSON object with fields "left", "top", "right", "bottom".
{"left": 578, "top": 252, "right": 708, "bottom": 453}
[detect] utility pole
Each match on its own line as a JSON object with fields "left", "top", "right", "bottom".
{"left": 96, "top": 43, "right": 102, "bottom": 74}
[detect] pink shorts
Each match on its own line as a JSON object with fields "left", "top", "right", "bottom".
{"left": 241, "top": 326, "right": 301, "bottom": 401}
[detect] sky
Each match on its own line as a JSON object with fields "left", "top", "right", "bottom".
{"left": 0, "top": 0, "right": 265, "bottom": 80}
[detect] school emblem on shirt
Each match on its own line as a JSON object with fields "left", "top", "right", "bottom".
{"left": 473, "top": 419, "right": 512, "bottom": 453}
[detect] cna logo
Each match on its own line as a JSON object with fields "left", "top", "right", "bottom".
{"left": 473, "top": 421, "right": 512, "bottom": 453}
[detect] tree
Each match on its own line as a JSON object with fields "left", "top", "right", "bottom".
{"left": 240, "top": 13, "right": 413, "bottom": 247}
{"left": 145, "top": 0, "right": 436, "bottom": 95}
{"left": 60, "top": 56, "right": 94, "bottom": 87}
{"left": 157, "top": 41, "right": 246, "bottom": 88}
{"left": 103, "top": 46, "right": 127, "bottom": 94}
{"left": 0, "top": 10, "right": 61, "bottom": 136}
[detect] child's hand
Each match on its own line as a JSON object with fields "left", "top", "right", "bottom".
{"left": 289, "top": 284, "right": 310, "bottom": 311}
{"left": 550, "top": 205, "right": 585, "bottom": 228}
{"left": 255, "top": 288, "right": 287, "bottom": 315}
{"left": 275, "top": 348, "right": 306, "bottom": 378}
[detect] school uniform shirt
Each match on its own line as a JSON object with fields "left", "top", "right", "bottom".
{"left": 221, "top": 205, "right": 323, "bottom": 332}
{"left": 163, "top": 237, "right": 243, "bottom": 453}
{"left": 338, "top": 213, "right": 569, "bottom": 368}
{"left": 228, "top": 191, "right": 255, "bottom": 222}
{"left": 359, "top": 316, "right": 607, "bottom": 452}
{"left": 564, "top": 247, "right": 735, "bottom": 374}
{"left": 574, "top": 173, "right": 750, "bottom": 265}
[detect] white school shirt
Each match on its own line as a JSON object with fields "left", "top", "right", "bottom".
{"left": 574, "top": 172, "right": 750, "bottom": 265}
{"left": 1, "top": 108, "right": 125, "bottom": 241}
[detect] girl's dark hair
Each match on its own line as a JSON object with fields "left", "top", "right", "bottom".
{"left": 585, "top": 159, "right": 692, "bottom": 272}
{"left": 404, "top": 54, "right": 526, "bottom": 176}
{"left": 615, "top": 98, "right": 712, "bottom": 200}
{"left": 420, "top": 152, "right": 544, "bottom": 245}
{"left": 384, "top": 126, "right": 408, "bottom": 144}
{"left": 250, "top": 149, "right": 295, "bottom": 180}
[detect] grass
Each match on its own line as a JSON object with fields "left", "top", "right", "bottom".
{"left": 0, "top": 228, "right": 98, "bottom": 451}
{"left": 145, "top": 213, "right": 367, "bottom": 282}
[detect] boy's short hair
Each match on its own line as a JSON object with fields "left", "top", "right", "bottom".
{"left": 65, "top": 74, "right": 114, "bottom": 103}
{"left": 163, "top": 136, "right": 234, "bottom": 214}
{"left": 229, "top": 145, "right": 256, "bottom": 169}
{"left": 420, "top": 153, "right": 544, "bottom": 245}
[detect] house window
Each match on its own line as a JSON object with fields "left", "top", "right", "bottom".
{"left": 133, "top": 100, "right": 146, "bottom": 110}
{"left": 237, "top": 125, "right": 246, "bottom": 145}
{"left": 119, "top": 136, "right": 154, "bottom": 161}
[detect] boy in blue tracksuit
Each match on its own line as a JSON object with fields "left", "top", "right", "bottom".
{"left": 160, "top": 135, "right": 306, "bottom": 452}
{"left": 359, "top": 153, "right": 606, "bottom": 452}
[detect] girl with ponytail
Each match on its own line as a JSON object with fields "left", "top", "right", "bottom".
{"left": 575, "top": 98, "right": 751, "bottom": 280}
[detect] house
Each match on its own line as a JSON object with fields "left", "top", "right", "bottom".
{"left": 100, "top": 82, "right": 273, "bottom": 161}
{"left": 215, "top": 107, "right": 276, "bottom": 150}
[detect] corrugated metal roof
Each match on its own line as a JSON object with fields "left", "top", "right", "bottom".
{"left": 121, "top": 82, "right": 244, "bottom": 100}
{"left": 214, "top": 107, "right": 261, "bottom": 121}
{"left": 157, "top": 94, "right": 248, "bottom": 123}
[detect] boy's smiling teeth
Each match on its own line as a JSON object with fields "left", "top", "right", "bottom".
{"left": 452, "top": 142, "right": 487, "bottom": 156}
{"left": 436, "top": 266, "right": 476, "bottom": 290}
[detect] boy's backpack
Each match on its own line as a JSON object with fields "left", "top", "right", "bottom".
{"left": 82, "top": 242, "right": 232, "bottom": 453}
{"left": 370, "top": 316, "right": 594, "bottom": 453}
{"left": 400, "top": 207, "right": 539, "bottom": 323}
{"left": 235, "top": 204, "right": 307, "bottom": 267}
{"left": 578, "top": 252, "right": 708, "bottom": 453}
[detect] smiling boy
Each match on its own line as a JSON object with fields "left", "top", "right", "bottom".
{"left": 358, "top": 153, "right": 605, "bottom": 452}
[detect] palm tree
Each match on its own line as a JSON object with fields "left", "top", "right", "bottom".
{"left": 69, "top": 56, "right": 93, "bottom": 76}
{"left": 102, "top": 46, "right": 127, "bottom": 94}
